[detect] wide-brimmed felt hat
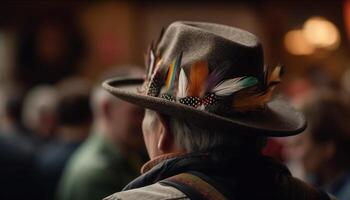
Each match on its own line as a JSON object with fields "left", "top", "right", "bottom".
{"left": 103, "top": 21, "right": 306, "bottom": 137}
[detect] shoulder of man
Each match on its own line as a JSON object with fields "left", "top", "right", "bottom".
{"left": 57, "top": 154, "right": 129, "bottom": 200}
{"left": 103, "top": 182, "right": 189, "bottom": 200}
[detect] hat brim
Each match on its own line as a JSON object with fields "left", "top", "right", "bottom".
{"left": 103, "top": 76, "right": 306, "bottom": 137}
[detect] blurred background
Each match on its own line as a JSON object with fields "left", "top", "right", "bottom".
{"left": 1, "top": 0, "right": 350, "bottom": 200}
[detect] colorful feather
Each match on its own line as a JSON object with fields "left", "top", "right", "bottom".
{"left": 205, "top": 65, "right": 229, "bottom": 93}
{"left": 148, "top": 49, "right": 156, "bottom": 77}
{"left": 165, "top": 53, "right": 182, "bottom": 94}
{"left": 177, "top": 67, "right": 188, "bottom": 98}
{"left": 211, "top": 76, "right": 258, "bottom": 96}
{"left": 232, "top": 87, "right": 274, "bottom": 112}
{"left": 232, "top": 65, "right": 284, "bottom": 111}
{"left": 146, "top": 58, "right": 164, "bottom": 95}
{"left": 152, "top": 58, "right": 163, "bottom": 76}
{"left": 267, "top": 65, "right": 283, "bottom": 87}
{"left": 188, "top": 61, "right": 209, "bottom": 97}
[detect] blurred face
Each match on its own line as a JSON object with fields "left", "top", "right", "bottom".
{"left": 109, "top": 101, "right": 144, "bottom": 149}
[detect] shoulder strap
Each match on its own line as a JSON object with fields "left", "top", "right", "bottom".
{"left": 160, "top": 172, "right": 227, "bottom": 200}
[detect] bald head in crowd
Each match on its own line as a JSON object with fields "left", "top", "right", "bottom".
{"left": 22, "top": 85, "right": 58, "bottom": 139}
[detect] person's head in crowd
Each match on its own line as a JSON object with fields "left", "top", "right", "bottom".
{"left": 0, "top": 84, "right": 24, "bottom": 133}
{"left": 55, "top": 68, "right": 145, "bottom": 200}
{"left": 301, "top": 91, "right": 350, "bottom": 185}
{"left": 55, "top": 77, "right": 92, "bottom": 141}
{"left": 22, "top": 85, "right": 58, "bottom": 139}
{"left": 91, "top": 67, "right": 144, "bottom": 151}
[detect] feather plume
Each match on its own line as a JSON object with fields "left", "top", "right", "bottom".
{"left": 232, "top": 87, "right": 274, "bottom": 112}
{"left": 267, "top": 65, "right": 283, "bottom": 87}
{"left": 165, "top": 54, "right": 182, "bottom": 94}
{"left": 205, "top": 65, "right": 229, "bottom": 93}
{"left": 146, "top": 58, "right": 164, "bottom": 95}
{"left": 165, "top": 63, "right": 175, "bottom": 90}
{"left": 152, "top": 58, "right": 163, "bottom": 77}
{"left": 177, "top": 68, "right": 188, "bottom": 98}
{"left": 188, "top": 61, "right": 209, "bottom": 97}
{"left": 232, "top": 65, "right": 284, "bottom": 111}
{"left": 147, "top": 59, "right": 163, "bottom": 88}
{"left": 148, "top": 49, "right": 156, "bottom": 77}
{"left": 211, "top": 76, "right": 258, "bottom": 96}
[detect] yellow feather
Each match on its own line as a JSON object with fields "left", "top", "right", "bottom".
{"left": 268, "top": 65, "right": 282, "bottom": 86}
{"left": 232, "top": 65, "right": 283, "bottom": 112}
{"left": 232, "top": 87, "right": 275, "bottom": 112}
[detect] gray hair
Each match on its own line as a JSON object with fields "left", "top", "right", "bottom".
{"left": 146, "top": 109, "right": 266, "bottom": 153}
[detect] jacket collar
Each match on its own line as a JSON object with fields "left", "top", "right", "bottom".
{"left": 123, "top": 151, "right": 290, "bottom": 192}
{"left": 141, "top": 153, "right": 186, "bottom": 174}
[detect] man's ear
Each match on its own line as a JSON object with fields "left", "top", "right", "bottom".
{"left": 155, "top": 113, "right": 173, "bottom": 152}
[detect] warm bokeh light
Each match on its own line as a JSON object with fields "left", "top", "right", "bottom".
{"left": 284, "top": 30, "right": 315, "bottom": 55}
{"left": 284, "top": 16, "right": 341, "bottom": 55}
{"left": 303, "top": 16, "right": 340, "bottom": 50}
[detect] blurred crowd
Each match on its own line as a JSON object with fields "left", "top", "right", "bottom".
{"left": 0, "top": 69, "right": 147, "bottom": 200}
{"left": 263, "top": 71, "right": 350, "bottom": 200}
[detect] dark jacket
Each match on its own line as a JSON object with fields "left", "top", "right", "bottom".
{"left": 106, "top": 152, "right": 333, "bottom": 200}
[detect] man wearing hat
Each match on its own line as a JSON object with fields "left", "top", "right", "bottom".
{"left": 103, "top": 21, "right": 334, "bottom": 200}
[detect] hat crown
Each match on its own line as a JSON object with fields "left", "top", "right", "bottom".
{"left": 143, "top": 21, "right": 277, "bottom": 113}
{"left": 157, "top": 21, "right": 265, "bottom": 84}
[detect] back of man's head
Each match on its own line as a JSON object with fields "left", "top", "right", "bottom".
{"left": 145, "top": 109, "right": 266, "bottom": 155}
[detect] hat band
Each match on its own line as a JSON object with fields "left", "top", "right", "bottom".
{"left": 143, "top": 48, "right": 283, "bottom": 113}
{"left": 161, "top": 93, "right": 218, "bottom": 110}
